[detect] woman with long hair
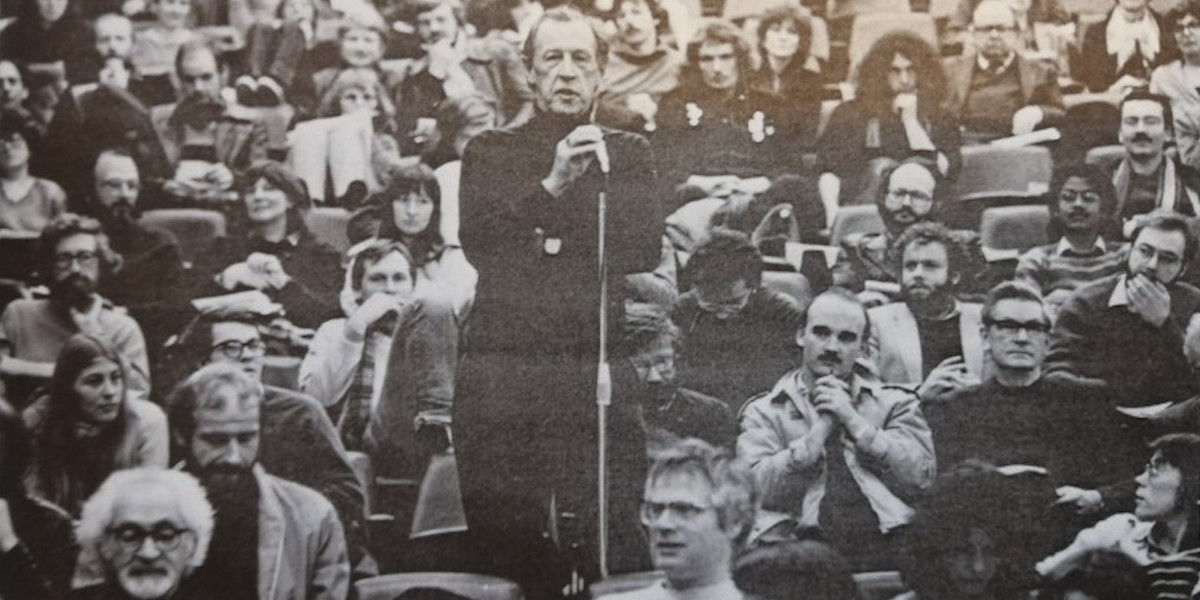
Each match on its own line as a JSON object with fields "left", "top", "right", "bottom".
{"left": 23, "top": 335, "right": 168, "bottom": 516}
{"left": 747, "top": 5, "right": 821, "bottom": 146}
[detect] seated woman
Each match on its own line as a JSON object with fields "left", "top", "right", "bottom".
{"left": 746, "top": 5, "right": 821, "bottom": 148}
{"left": 299, "top": 239, "right": 459, "bottom": 476}
{"left": 191, "top": 162, "right": 343, "bottom": 328}
{"left": 1037, "top": 433, "right": 1200, "bottom": 599}
{"left": 298, "top": 3, "right": 399, "bottom": 118}
{"left": 22, "top": 335, "right": 168, "bottom": 516}
{"left": 0, "top": 109, "right": 65, "bottom": 233}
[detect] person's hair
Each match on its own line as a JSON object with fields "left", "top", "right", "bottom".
{"left": 685, "top": 227, "right": 763, "bottom": 290}
{"left": 371, "top": 163, "right": 445, "bottom": 264}
{"left": 622, "top": 301, "right": 681, "bottom": 359}
{"left": 1039, "top": 550, "right": 1152, "bottom": 600}
{"left": 1166, "top": 3, "right": 1200, "bottom": 34}
{"left": 0, "top": 399, "right": 31, "bottom": 500}
{"left": 756, "top": 5, "right": 812, "bottom": 65}
{"left": 805, "top": 287, "right": 872, "bottom": 347}
{"left": 238, "top": 162, "right": 313, "bottom": 238}
{"left": 348, "top": 238, "right": 418, "bottom": 292}
{"left": 1130, "top": 209, "right": 1198, "bottom": 265}
{"left": 171, "top": 309, "right": 268, "bottom": 376}
{"left": 397, "top": 0, "right": 465, "bottom": 24}
{"left": 1146, "top": 433, "right": 1200, "bottom": 523}
{"left": 37, "top": 213, "right": 122, "bottom": 282}
{"left": 338, "top": 2, "right": 388, "bottom": 37}
{"left": 645, "top": 438, "right": 758, "bottom": 547}
{"left": 1046, "top": 162, "right": 1119, "bottom": 234}
{"left": 31, "top": 336, "right": 133, "bottom": 508}
{"left": 618, "top": 0, "right": 670, "bottom": 38}
{"left": 521, "top": 5, "right": 609, "bottom": 71}
{"left": 316, "top": 67, "right": 397, "bottom": 124}
{"left": 1120, "top": 89, "right": 1175, "bottom": 136}
{"left": 854, "top": 32, "right": 947, "bottom": 116}
{"left": 893, "top": 221, "right": 966, "bottom": 282}
{"left": 982, "top": 280, "right": 1048, "bottom": 325}
{"left": 167, "top": 363, "right": 264, "bottom": 440}
{"left": 683, "top": 18, "right": 752, "bottom": 88}
{"left": 734, "top": 540, "right": 860, "bottom": 600}
{"left": 874, "top": 156, "right": 946, "bottom": 218}
{"left": 909, "top": 462, "right": 1064, "bottom": 600}
{"left": 75, "top": 468, "right": 215, "bottom": 576}
{"left": 0, "top": 108, "right": 41, "bottom": 166}
{"left": 174, "top": 39, "right": 220, "bottom": 79}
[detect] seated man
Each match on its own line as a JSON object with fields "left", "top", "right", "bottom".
{"left": 739, "top": 289, "right": 935, "bottom": 571}
{"left": 945, "top": 0, "right": 1064, "bottom": 144}
{"left": 0, "top": 214, "right": 150, "bottom": 402}
{"left": 73, "top": 468, "right": 214, "bottom": 600}
{"left": 601, "top": 439, "right": 755, "bottom": 600}
{"left": 868, "top": 222, "right": 986, "bottom": 399}
{"left": 596, "top": 0, "right": 683, "bottom": 133}
{"left": 150, "top": 41, "right": 268, "bottom": 202}
{"left": 672, "top": 228, "right": 805, "bottom": 412}
{"left": 926, "top": 281, "right": 1143, "bottom": 514}
{"left": 1076, "top": 0, "right": 1175, "bottom": 94}
{"left": 167, "top": 364, "right": 350, "bottom": 599}
{"left": 1047, "top": 210, "right": 1200, "bottom": 405}
{"left": 1016, "top": 163, "right": 1129, "bottom": 320}
{"left": 171, "top": 308, "right": 370, "bottom": 575}
{"left": 655, "top": 19, "right": 805, "bottom": 187}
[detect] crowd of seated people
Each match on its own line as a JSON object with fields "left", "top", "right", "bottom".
{"left": 3, "top": 0, "right": 1200, "bottom": 598}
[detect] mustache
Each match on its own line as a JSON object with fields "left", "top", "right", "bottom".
{"left": 1131, "top": 133, "right": 1155, "bottom": 143}
{"left": 817, "top": 351, "right": 841, "bottom": 362}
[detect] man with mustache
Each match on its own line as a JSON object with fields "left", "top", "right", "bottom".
{"left": 1047, "top": 210, "right": 1200, "bottom": 405}
{"left": 167, "top": 363, "right": 350, "bottom": 600}
{"left": 738, "top": 288, "right": 935, "bottom": 571}
{"left": 88, "top": 149, "right": 186, "bottom": 354}
{"left": 868, "top": 222, "right": 987, "bottom": 401}
{"left": 1109, "top": 91, "right": 1200, "bottom": 236}
{"left": 149, "top": 41, "right": 268, "bottom": 201}
{"left": 594, "top": 0, "right": 683, "bottom": 133}
{"left": 0, "top": 213, "right": 150, "bottom": 403}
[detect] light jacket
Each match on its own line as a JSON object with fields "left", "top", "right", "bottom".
{"left": 737, "top": 369, "right": 936, "bottom": 534}
{"left": 867, "top": 300, "right": 986, "bottom": 387}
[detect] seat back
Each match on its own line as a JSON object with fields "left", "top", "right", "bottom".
{"left": 140, "top": 209, "right": 227, "bottom": 268}
{"left": 958, "top": 145, "right": 1054, "bottom": 200}
{"left": 355, "top": 573, "right": 523, "bottom": 600}
{"left": 346, "top": 451, "right": 375, "bottom": 515}
{"left": 304, "top": 207, "right": 352, "bottom": 255}
{"left": 828, "top": 0, "right": 911, "bottom": 21}
{"left": 829, "top": 204, "right": 885, "bottom": 246}
{"left": 848, "top": 12, "right": 937, "bottom": 74}
{"left": 761, "top": 271, "right": 813, "bottom": 309}
{"left": 1084, "top": 144, "right": 1125, "bottom": 173}
{"left": 980, "top": 204, "right": 1051, "bottom": 256}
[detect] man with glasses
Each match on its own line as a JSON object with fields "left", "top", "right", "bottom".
{"left": 167, "top": 363, "right": 349, "bottom": 599}
{"left": 1048, "top": 210, "right": 1200, "bottom": 405}
{"left": 944, "top": 0, "right": 1064, "bottom": 143}
{"left": 0, "top": 213, "right": 150, "bottom": 402}
{"left": 74, "top": 468, "right": 214, "bottom": 600}
{"left": 925, "top": 281, "right": 1143, "bottom": 518}
{"left": 739, "top": 289, "right": 934, "bottom": 572}
{"left": 602, "top": 439, "right": 755, "bottom": 600}
{"left": 868, "top": 222, "right": 986, "bottom": 400}
{"left": 173, "top": 309, "right": 370, "bottom": 578}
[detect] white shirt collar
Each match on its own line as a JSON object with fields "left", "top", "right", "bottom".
{"left": 976, "top": 51, "right": 1016, "bottom": 72}
{"left": 1108, "top": 274, "right": 1130, "bottom": 308}
{"left": 1106, "top": 10, "right": 1161, "bottom": 66}
{"left": 1056, "top": 236, "right": 1109, "bottom": 256}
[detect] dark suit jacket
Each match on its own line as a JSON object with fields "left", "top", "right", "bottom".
{"left": 149, "top": 102, "right": 269, "bottom": 177}
{"left": 1046, "top": 274, "right": 1200, "bottom": 405}
{"left": 1076, "top": 8, "right": 1178, "bottom": 93}
{"left": 945, "top": 51, "right": 1065, "bottom": 128}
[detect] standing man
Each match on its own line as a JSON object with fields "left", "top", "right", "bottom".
{"left": 455, "top": 5, "right": 663, "bottom": 593}
{"left": 738, "top": 289, "right": 936, "bottom": 571}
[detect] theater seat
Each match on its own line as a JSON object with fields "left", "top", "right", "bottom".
{"left": 304, "top": 207, "right": 351, "bottom": 255}
{"left": 140, "top": 209, "right": 227, "bottom": 268}
{"left": 980, "top": 205, "right": 1051, "bottom": 261}
{"left": 1084, "top": 144, "right": 1125, "bottom": 173}
{"left": 958, "top": 145, "right": 1054, "bottom": 201}
{"left": 847, "top": 12, "right": 937, "bottom": 73}
{"left": 355, "top": 573, "right": 523, "bottom": 600}
{"left": 762, "top": 271, "right": 813, "bottom": 310}
{"left": 829, "top": 205, "right": 885, "bottom": 246}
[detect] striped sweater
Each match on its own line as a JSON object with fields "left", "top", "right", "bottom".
{"left": 1015, "top": 239, "right": 1129, "bottom": 297}
{"left": 1147, "top": 548, "right": 1200, "bottom": 600}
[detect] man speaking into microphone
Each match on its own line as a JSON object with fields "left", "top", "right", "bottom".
{"left": 455, "top": 4, "right": 663, "bottom": 595}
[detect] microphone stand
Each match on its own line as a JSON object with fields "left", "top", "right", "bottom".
{"left": 595, "top": 166, "right": 611, "bottom": 581}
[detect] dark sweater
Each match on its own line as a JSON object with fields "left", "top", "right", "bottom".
{"left": 0, "top": 495, "right": 74, "bottom": 600}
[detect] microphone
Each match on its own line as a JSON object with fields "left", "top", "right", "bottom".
{"left": 595, "top": 138, "right": 610, "bottom": 174}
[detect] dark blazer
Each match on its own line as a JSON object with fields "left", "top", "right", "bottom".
{"left": 149, "top": 103, "right": 269, "bottom": 177}
{"left": 1046, "top": 274, "right": 1200, "bottom": 405}
{"left": 1076, "top": 8, "right": 1178, "bottom": 93}
{"left": 944, "top": 51, "right": 1065, "bottom": 125}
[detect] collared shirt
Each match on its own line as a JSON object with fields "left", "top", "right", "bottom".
{"left": 1056, "top": 236, "right": 1109, "bottom": 258}
{"left": 1108, "top": 274, "right": 1130, "bottom": 308}
{"left": 976, "top": 50, "right": 1016, "bottom": 74}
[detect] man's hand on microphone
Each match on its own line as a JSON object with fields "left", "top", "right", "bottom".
{"left": 542, "top": 125, "right": 605, "bottom": 198}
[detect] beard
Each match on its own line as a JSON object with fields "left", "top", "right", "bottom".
{"left": 199, "top": 464, "right": 258, "bottom": 511}
{"left": 51, "top": 273, "right": 97, "bottom": 312}
{"left": 100, "top": 200, "right": 139, "bottom": 234}
{"left": 902, "top": 279, "right": 951, "bottom": 306}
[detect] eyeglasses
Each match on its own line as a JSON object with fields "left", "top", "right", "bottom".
{"left": 974, "top": 24, "right": 1016, "bottom": 35}
{"left": 1058, "top": 190, "right": 1101, "bottom": 203}
{"left": 885, "top": 188, "right": 934, "bottom": 209}
{"left": 639, "top": 500, "right": 714, "bottom": 526}
{"left": 1174, "top": 21, "right": 1200, "bottom": 35}
{"left": 54, "top": 251, "right": 99, "bottom": 269}
{"left": 985, "top": 319, "right": 1049, "bottom": 335}
{"left": 211, "top": 338, "right": 266, "bottom": 359}
{"left": 107, "top": 522, "right": 192, "bottom": 555}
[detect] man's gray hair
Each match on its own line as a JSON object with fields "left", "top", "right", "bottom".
{"left": 646, "top": 438, "right": 758, "bottom": 546}
{"left": 76, "top": 468, "right": 215, "bottom": 573}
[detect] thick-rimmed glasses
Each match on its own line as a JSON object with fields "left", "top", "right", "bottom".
{"left": 985, "top": 319, "right": 1049, "bottom": 336}
{"left": 55, "top": 251, "right": 99, "bottom": 270}
{"left": 211, "top": 338, "right": 266, "bottom": 360}
{"left": 107, "top": 522, "right": 193, "bottom": 556}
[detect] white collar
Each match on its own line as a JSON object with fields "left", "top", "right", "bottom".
{"left": 976, "top": 51, "right": 1016, "bottom": 72}
{"left": 1108, "top": 274, "right": 1130, "bottom": 308}
{"left": 1056, "top": 236, "right": 1108, "bottom": 256}
{"left": 1106, "top": 10, "right": 1161, "bottom": 66}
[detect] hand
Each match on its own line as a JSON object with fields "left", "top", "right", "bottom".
{"left": 892, "top": 93, "right": 919, "bottom": 121}
{"left": 917, "top": 356, "right": 979, "bottom": 402}
{"left": 69, "top": 296, "right": 105, "bottom": 338}
{"left": 811, "top": 375, "right": 857, "bottom": 424}
{"left": 346, "top": 293, "right": 406, "bottom": 341}
{"left": 0, "top": 499, "right": 17, "bottom": 553}
{"left": 1106, "top": 74, "right": 1147, "bottom": 96}
{"left": 247, "top": 253, "right": 290, "bottom": 290}
{"left": 1127, "top": 274, "right": 1171, "bottom": 328}
{"left": 1011, "top": 105, "right": 1045, "bottom": 135}
{"left": 204, "top": 163, "right": 234, "bottom": 191}
{"left": 542, "top": 125, "right": 605, "bottom": 197}
{"left": 219, "top": 262, "right": 268, "bottom": 290}
{"left": 1055, "top": 485, "right": 1104, "bottom": 515}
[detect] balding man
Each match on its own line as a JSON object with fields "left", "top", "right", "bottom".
{"left": 944, "top": 0, "right": 1064, "bottom": 143}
